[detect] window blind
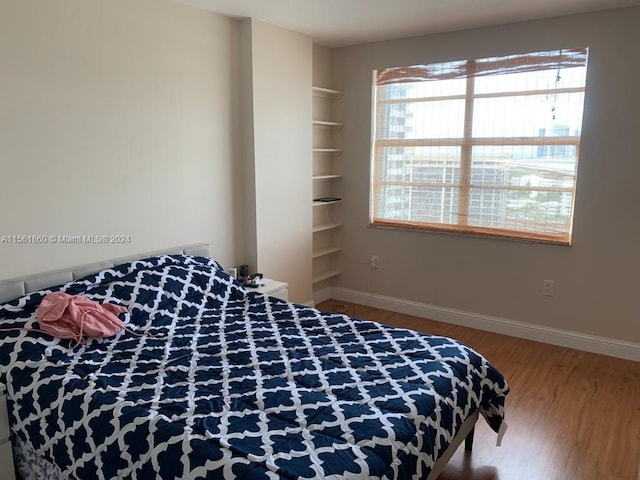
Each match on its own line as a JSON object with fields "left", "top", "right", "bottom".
{"left": 370, "top": 48, "right": 589, "bottom": 244}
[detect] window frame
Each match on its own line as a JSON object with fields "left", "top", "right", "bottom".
{"left": 370, "top": 49, "right": 588, "bottom": 245}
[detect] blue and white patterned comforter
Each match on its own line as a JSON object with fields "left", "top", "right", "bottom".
{"left": 0, "top": 255, "right": 508, "bottom": 479}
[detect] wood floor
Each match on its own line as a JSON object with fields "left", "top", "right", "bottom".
{"left": 316, "top": 300, "right": 640, "bottom": 480}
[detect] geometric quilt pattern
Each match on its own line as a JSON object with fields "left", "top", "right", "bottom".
{"left": 0, "top": 255, "right": 509, "bottom": 479}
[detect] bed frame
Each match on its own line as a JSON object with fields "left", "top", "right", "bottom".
{"left": 0, "top": 243, "right": 210, "bottom": 304}
{"left": 0, "top": 242, "right": 478, "bottom": 480}
{"left": 427, "top": 409, "right": 478, "bottom": 479}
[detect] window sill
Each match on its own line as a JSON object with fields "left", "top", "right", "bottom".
{"left": 368, "top": 221, "right": 572, "bottom": 246}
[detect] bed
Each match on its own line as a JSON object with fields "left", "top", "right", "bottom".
{"left": 0, "top": 244, "right": 509, "bottom": 479}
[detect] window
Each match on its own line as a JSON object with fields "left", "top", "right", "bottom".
{"left": 370, "top": 48, "right": 588, "bottom": 244}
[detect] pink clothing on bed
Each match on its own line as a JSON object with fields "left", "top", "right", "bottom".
{"left": 36, "top": 292, "right": 127, "bottom": 344}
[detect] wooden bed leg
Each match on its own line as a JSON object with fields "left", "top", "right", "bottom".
{"left": 464, "top": 427, "right": 475, "bottom": 451}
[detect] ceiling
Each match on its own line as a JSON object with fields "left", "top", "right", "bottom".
{"left": 178, "top": 0, "right": 640, "bottom": 47}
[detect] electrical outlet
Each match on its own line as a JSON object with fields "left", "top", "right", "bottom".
{"left": 543, "top": 280, "right": 555, "bottom": 297}
{"left": 370, "top": 255, "right": 379, "bottom": 269}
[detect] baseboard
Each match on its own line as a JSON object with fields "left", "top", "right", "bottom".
{"left": 312, "top": 287, "right": 332, "bottom": 305}
{"left": 330, "top": 287, "right": 639, "bottom": 362}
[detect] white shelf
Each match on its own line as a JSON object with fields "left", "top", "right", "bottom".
{"left": 312, "top": 247, "right": 341, "bottom": 259}
{"left": 313, "top": 222, "right": 342, "bottom": 233}
{"left": 313, "top": 148, "right": 343, "bottom": 154}
{"left": 312, "top": 86, "right": 343, "bottom": 97}
{"left": 313, "top": 199, "right": 343, "bottom": 206}
{"left": 313, "top": 120, "right": 344, "bottom": 128}
{"left": 313, "top": 269, "right": 342, "bottom": 284}
{"left": 313, "top": 174, "right": 342, "bottom": 181}
{"left": 312, "top": 83, "right": 342, "bottom": 291}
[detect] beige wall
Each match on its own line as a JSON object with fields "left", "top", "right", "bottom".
{"left": 332, "top": 7, "right": 640, "bottom": 342}
{"left": 241, "top": 20, "right": 313, "bottom": 304}
{"left": 237, "top": 19, "right": 258, "bottom": 274}
{"left": 0, "top": 0, "right": 240, "bottom": 279}
{"left": 313, "top": 44, "right": 333, "bottom": 88}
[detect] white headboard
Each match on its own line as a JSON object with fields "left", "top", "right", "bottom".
{"left": 0, "top": 243, "right": 210, "bottom": 304}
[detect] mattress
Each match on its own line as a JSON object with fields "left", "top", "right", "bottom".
{"left": 0, "top": 255, "right": 509, "bottom": 479}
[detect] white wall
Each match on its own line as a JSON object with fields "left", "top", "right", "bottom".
{"left": 240, "top": 19, "right": 313, "bottom": 304}
{"left": 332, "top": 7, "right": 640, "bottom": 343}
{"left": 0, "top": 0, "right": 240, "bottom": 278}
{"left": 313, "top": 44, "right": 333, "bottom": 88}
